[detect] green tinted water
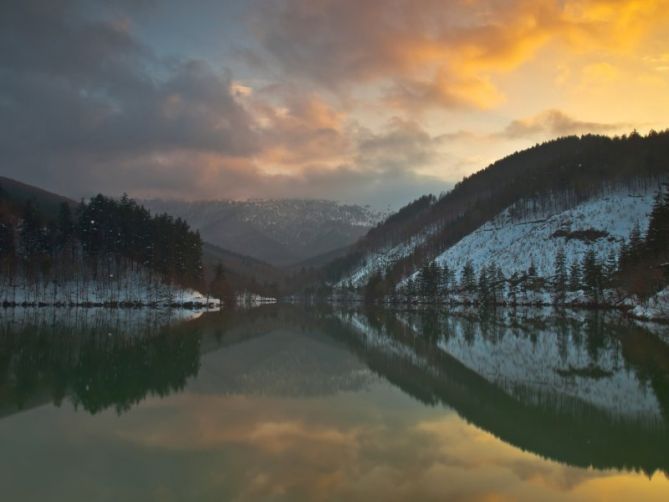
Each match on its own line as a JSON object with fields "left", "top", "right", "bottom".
{"left": 0, "top": 306, "right": 668, "bottom": 501}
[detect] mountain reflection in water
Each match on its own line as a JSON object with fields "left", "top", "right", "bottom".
{"left": 0, "top": 305, "right": 668, "bottom": 501}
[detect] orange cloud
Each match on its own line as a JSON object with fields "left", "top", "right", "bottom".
{"left": 252, "top": 0, "right": 669, "bottom": 110}
{"left": 500, "top": 109, "right": 630, "bottom": 138}
{"left": 241, "top": 87, "right": 352, "bottom": 171}
{"left": 112, "top": 393, "right": 669, "bottom": 501}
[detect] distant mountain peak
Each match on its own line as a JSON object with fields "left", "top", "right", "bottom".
{"left": 141, "top": 198, "right": 386, "bottom": 267}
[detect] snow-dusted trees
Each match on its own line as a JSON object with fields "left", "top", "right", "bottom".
{"left": 568, "top": 259, "right": 581, "bottom": 292}
{"left": 553, "top": 248, "right": 567, "bottom": 302}
{"left": 646, "top": 183, "right": 669, "bottom": 255}
{"left": 617, "top": 183, "right": 669, "bottom": 297}
{"left": 0, "top": 193, "right": 205, "bottom": 304}
{"left": 76, "top": 194, "right": 203, "bottom": 288}
{"left": 418, "top": 262, "right": 440, "bottom": 298}
{"left": 582, "top": 250, "right": 604, "bottom": 302}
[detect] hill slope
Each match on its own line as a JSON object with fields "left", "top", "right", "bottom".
{"left": 142, "top": 199, "right": 385, "bottom": 266}
{"left": 0, "top": 175, "right": 75, "bottom": 216}
{"left": 0, "top": 176, "right": 287, "bottom": 298}
{"left": 328, "top": 131, "right": 669, "bottom": 301}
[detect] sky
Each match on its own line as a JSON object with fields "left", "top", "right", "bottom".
{"left": 2, "top": 0, "right": 669, "bottom": 209}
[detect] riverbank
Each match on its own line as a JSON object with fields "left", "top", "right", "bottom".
{"left": 313, "top": 286, "right": 669, "bottom": 324}
{"left": 0, "top": 275, "right": 220, "bottom": 309}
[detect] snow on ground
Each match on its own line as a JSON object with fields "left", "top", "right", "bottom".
{"left": 336, "top": 226, "right": 437, "bottom": 288}
{"left": 0, "top": 270, "right": 220, "bottom": 308}
{"left": 434, "top": 319, "right": 662, "bottom": 424}
{"left": 430, "top": 188, "right": 655, "bottom": 280}
{"left": 633, "top": 287, "right": 669, "bottom": 322}
{"left": 339, "top": 310, "right": 662, "bottom": 424}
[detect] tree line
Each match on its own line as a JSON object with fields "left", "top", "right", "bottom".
{"left": 361, "top": 184, "right": 669, "bottom": 306}
{"left": 0, "top": 192, "right": 206, "bottom": 302}
{"left": 329, "top": 130, "right": 669, "bottom": 294}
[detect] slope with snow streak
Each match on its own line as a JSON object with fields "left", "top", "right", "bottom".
{"left": 431, "top": 188, "right": 655, "bottom": 280}
{"left": 434, "top": 318, "right": 661, "bottom": 424}
{"left": 340, "top": 310, "right": 663, "bottom": 425}
{"left": 336, "top": 226, "right": 437, "bottom": 288}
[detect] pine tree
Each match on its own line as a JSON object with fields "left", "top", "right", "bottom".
{"left": 478, "top": 266, "right": 489, "bottom": 304}
{"left": 553, "top": 247, "right": 567, "bottom": 302}
{"left": 419, "top": 262, "right": 439, "bottom": 298}
{"left": 646, "top": 183, "right": 669, "bottom": 256}
{"left": 508, "top": 272, "right": 519, "bottom": 305}
{"left": 568, "top": 259, "right": 581, "bottom": 292}
{"left": 439, "top": 263, "right": 450, "bottom": 296}
{"left": 627, "top": 221, "right": 643, "bottom": 261}
{"left": 494, "top": 265, "right": 505, "bottom": 303}
{"left": 461, "top": 260, "right": 476, "bottom": 294}
{"left": 603, "top": 249, "right": 618, "bottom": 287}
{"left": 582, "top": 249, "right": 602, "bottom": 301}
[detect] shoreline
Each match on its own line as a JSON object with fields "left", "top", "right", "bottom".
{"left": 0, "top": 300, "right": 221, "bottom": 310}
{"left": 290, "top": 295, "right": 669, "bottom": 324}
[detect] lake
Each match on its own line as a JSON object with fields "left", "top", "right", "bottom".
{"left": 0, "top": 305, "right": 668, "bottom": 501}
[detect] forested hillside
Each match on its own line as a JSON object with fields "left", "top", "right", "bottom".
{"left": 0, "top": 188, "right": 211, "bottom": 306}
{"left": 326, "top": 131, "right": 669, "bottom": 315}
{"left": 142, "top": 198, "right": 384, "bottom": 266}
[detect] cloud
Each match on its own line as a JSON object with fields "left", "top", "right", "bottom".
{"left": 249, "top": 0, "right": 669, "bottom": 110}
{"left": 500, "top": 109, "right": 629, "bottom": 138}
{"left": 0, "top": 1, "right": 260, "bottom": 177}
{"left": 0, "top": 0, "right": 447, "bottom": 208}
{"left": 355, "top": 117, "right": 439, "bottom": 172}
{"left": 3, "top": 0, "right": 662, "bottom": 209}
{"left": 249, "top": 87, "right": 352, "bottom": 169}
{"left": 386, "top": 70, "right": 504, "bottom": 111}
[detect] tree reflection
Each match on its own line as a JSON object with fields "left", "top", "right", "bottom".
{"left": 0, "top": 309, "right": 203, "bottom": 415}
{"left": 326, "top": 306, "right": 669, "bottom": 475}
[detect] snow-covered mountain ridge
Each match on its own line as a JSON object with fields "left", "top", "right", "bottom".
{"left": 143, "top": 198, "right": 385, "bottom": 266}
{"left": 429, "top": 186, "right": 655, "bottom": 280}
{"left": 336, "top": 309, "right": 664, "bottom": 425}
{"left": 336, "top": 185, "right": 657, "bottom": 291}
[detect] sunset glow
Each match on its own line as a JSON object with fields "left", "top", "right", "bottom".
{"left": 2, "top": 0, "right": 669, "bottom": 207}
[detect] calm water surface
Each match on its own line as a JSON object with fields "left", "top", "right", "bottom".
{"left": 0, "top": 305, "right": 668, "bottom": 501}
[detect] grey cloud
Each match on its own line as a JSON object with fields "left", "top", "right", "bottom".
{"left": 0, "top": 0, "right": 445, "bottom": 209}
{"left": 355, "top": 118, "right": 439, "bottom": 172}
{"left": 0, "top": 0, "right": 259, "bottom": 194}
{"left": 500, "top": 109, "right": 629, "bottom": 139}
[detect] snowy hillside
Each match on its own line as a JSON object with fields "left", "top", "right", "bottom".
{"left": 335, "top": 186, "right": 657, "bottom": 294}
{"left": 429, "top": 187, "right": 655, "bottom": 280}
{"left": 336, "top": 226, "right": 437, "bottom": 288}
{"left": 143, "top": 198, "right": 385, "bottom": 266}
{"left": 431, "top": 315, "right": 661, "bottom": 423}
{"left": 0, "top": 270, "right": 220, "bottom": 308}
{"left": 339, "top": 310, "right": 663, "bottom": 425}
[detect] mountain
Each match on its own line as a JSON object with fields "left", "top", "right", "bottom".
{"left": 201, "top": 242, "right": 285, "bottom": 297}
{"left": 330, "top": 308, "right": 669, "bottom": 473}
{"left": 0, "top": 175, "right": 75, "bottom": 214}
{"left": 326, "top": 131, "right": 669, "bottom": 307}
{"left": 0, "top": 176, "right": 289, "bottom": 299}
{"left": 142, "top": 198, "right": 385, "bottom": 266}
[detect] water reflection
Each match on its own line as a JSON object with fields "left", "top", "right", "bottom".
{"left": 327, "top": 307, "right": 669, "bottom": 475}
{"left": 0, "top": 305, "right": 668, "bottom": 500}
{"left": 0, "top": 308, "right": 205, "bottom": 415}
